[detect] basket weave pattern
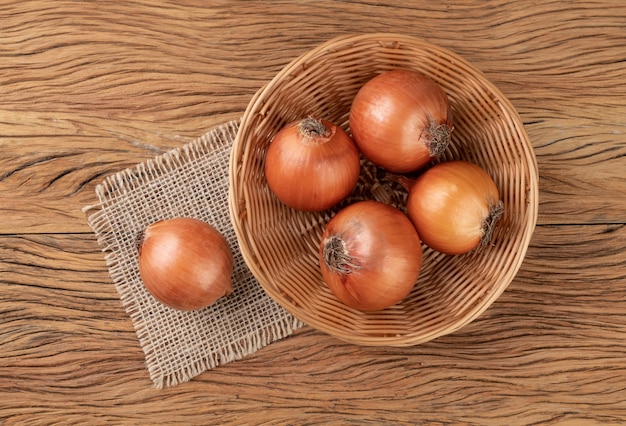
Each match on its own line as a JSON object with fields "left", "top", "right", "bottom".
{"left": 229, "top": 33, "right": 538, "bottom": 346}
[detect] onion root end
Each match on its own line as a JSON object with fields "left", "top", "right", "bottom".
{"left": 322, "top": 235, "right": 360, "bottom": 274}
{"left": 481, "top": 200, "right": 505, "bottom": 247}
{"left": 425, "top": 116, "right": 452, "bottom": 157}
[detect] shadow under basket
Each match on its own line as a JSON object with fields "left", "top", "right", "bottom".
{"left": 229, "top": 33, "right": 539, "bottom": 346}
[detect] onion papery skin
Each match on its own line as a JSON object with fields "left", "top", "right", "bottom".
{"left": 319, "top": 200, "right": 423, "bottom": 311}
{"left": 264, "top": 117, "right": 361, "bottom": 212}
{"left": 406, "top": 161, "right": 504, "bottom": 255}
{"left": 349, "top": 69, "right": 453, "bottom": 173}
{"left": 138, "top": 217, "right": 234, "bottom": 311}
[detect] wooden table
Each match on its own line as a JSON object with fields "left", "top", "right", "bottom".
{"left": 2, "top": 1, "right": 625, "bottom": 424}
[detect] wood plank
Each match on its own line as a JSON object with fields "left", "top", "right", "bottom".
{"left": 0, "top": 110, "right": 237, "bottom": 235}
{"left": 1, "top": 224, "right": 625, "bottom": 424}
{"left": 2, "top": 1, "right": 626, "bottom": 423}
{"left": 2, "top": 1, "right": 626, "bottom": 234}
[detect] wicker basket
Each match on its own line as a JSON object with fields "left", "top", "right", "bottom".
{"left": 229, "top": 33, "right": 538, "bottom": 346}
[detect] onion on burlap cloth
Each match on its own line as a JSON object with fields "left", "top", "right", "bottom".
{"left": 83, "top": 120, "right": 304, "bottom": 388}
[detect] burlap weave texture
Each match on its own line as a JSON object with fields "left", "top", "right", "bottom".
{"left": 83, "top": 120, "right": 304, "bottom": 388}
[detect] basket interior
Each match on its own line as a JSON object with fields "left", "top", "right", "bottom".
{"left": 229, "top": 34, "right": 537, "bottom": 346}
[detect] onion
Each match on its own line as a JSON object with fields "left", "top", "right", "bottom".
{"left": 349, "top": 69, "right": 453, "bottom": 173}
{"left": 406, "top": 160, "right": 504, "bottom": 255}
{"left": 138, "top": 217, "right": 233, "bottom": 311}
{"left": 319, "top": 200, "right": 422, "bottom": 311}
{"left": 265, "top": 116, "right": 361, "bottom": 212}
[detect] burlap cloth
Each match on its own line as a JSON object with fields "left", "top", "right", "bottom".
{"left": 83, "top": 120, "right": 305, "bottom": 388}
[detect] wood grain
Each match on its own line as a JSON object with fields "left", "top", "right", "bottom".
{"left": 1, "top": 1, "right": 625, "bottom": 232}
{"left": 2, "top": 227, "right": 625, "bottom": 424}
{"left": 1, "top": 1, "right": 626, "bottom": 424}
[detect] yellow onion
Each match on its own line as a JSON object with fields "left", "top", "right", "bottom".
{"left": 138, "top": 217, "right": 233, "bottom": 311}
{"left": 265, "top": 117, "right": 361, "bottom": 212}
{"left": 406, "top": 160, "right": 504, "bottom": 255}
{"left": 319, "top": 200, "right": 422, "bottom": 311}
{"left": 349, "top": 69, "right": 453, "bottom": 173}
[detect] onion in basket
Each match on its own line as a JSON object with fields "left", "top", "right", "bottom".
{"left": 264, "top": 117, "right": 361, "bottom": 212}
{"left": 349, "top": 69, "right": 453, "bottom": 173}
{"left": 319, "top": 200, "right": 422, "bottom": 311}
{"left": 406, "top": 160, "right": 504, "bottom": 255}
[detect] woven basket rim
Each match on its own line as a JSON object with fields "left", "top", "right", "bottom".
{"left": 229, "top": 33, "right": 539, "bottom": 346}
